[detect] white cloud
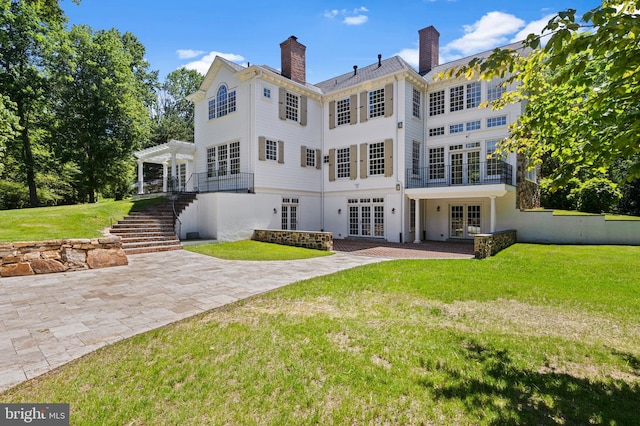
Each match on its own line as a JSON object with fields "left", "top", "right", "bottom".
{"left": 443, "top": 11, "right": 525, "bottom": 56}
{"left": 344, "top": 15, "right": 368, "bottom": 25}
{"left": 324, "top": 9, "right": 338, "bottom": 19}
{"left": 325, "top": 6, "right": 369, "bottom": 25}
{"left": 176, "top": 49, "right": 205, "bottom": 59}
{"left": 396, "top": 48, "right": 419, "bottom": 68}
{"left": 183, "top": 51, "right": 245, "bottom": 75}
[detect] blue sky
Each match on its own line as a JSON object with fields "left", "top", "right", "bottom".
{"left": 62, "top": 0, "right": 601, "bottom": 83}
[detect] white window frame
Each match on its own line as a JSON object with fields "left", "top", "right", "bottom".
{"left": 285, "top": 92, "right": 299, "bottom": 122}
{"left": 337, "top": 147, "right": 350, "bottom": 179}
{"left": 449, "top": 85, "right": 464, "bottom": 112}
{"left": 336, "top": 98, "right": 350, "bottom": 126}
{"left": 487, "top": 115, "right": 507, "bottom": 128}
{"left": 369, "top": 88, "right": 385, "bottom": 119}
{"left": 281, "top": 198, "right": 299, "bottom": 230}
{"left": 368, "top": 142, "right": 385, "bottom": 176}
{"left": 487, "top": 79, "right": 506, "bottom": 102}
{"left": 412, "top": 87, "right": 421, "bottom": 119}
{"left": 412, "top": 141, "right": 421, "bottom": 175}
{"left": 429, "top": 126, "right": 445, "bottom": 137}
{"left": 208, "top": 84, "right": 237, "bottom": 120}
{"left": 466, "top": 82, "right": 481, "bottom": 109}
{"left": 306, "top": 148, "right": 315, "bottom": 167}
{"left": 450, "top": 123, "right": 464, "bottom": 134}
{"left": 207, "top": 141, "right": 241, "bottom": 178}
{"left": 265, "top": 139, "right": 278, "bottom": 161}
{"left": 429, "top": 90, "right": 445, "bottom": 116}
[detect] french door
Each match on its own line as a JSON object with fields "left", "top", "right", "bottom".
{"left": 348, "top": 198, "right": 384, "bottom": 238}
{"left": 450, "top": 150, "right": 480, "bottom": 185}
{"left": 450, "top": 204, "right": 481, "bottom": 239}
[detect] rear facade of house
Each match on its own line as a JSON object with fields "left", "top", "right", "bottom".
{"left": 135, "top": 25, "right": 537, "bottom": 243}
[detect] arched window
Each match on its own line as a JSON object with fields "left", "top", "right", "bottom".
{"left": 216, "top": 85, "right": 228, "bottom": 117}
{"left": 207, "top": 84, "right": 237, "bottom": 120}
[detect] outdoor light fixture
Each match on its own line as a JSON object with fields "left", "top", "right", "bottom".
{"left": 338, "top": 209, "right": 342, "bottom": 214}
{"left": 392, "top": 208, "right": 396, "bottom": 214}
{"left": 395, "top": 183, "right": 401, "bottom": 191}
{"left": 397, "top": 122, "right": 403, "bottom": 129}
{"left": 437, "top": 206, "right": 440, "bottom": 212}
{"left": 273, "top": 208, "right": 277, "bottom": 214}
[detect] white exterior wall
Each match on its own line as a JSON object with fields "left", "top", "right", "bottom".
{"left": 193, "top": 67, "right": 251, "bottom": 177}
{"left": 321, "top": 79, "right": 405, "bottom": 242}
{"left": 253, "top": 79, "right": 323, "bottom": 194}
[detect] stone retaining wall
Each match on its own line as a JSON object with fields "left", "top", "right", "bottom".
{"left": 474, "top": 230, "right": 517, "bottom": 259}
{"left": 0, "top": 236, "right": 128, "bottom": 278}
{"left": 252, "top": 229, "right": 333, "bottom": 251}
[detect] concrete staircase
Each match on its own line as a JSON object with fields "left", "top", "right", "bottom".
{"left": 110, "top": 194, "right": 197, "bottom": 255}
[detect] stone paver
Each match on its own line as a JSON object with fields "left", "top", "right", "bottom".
{"left": 333, "top": 239, "right": 474, "bottom": 259}
{"left": 0, "top": 250, "right": 386, "bottom": 392}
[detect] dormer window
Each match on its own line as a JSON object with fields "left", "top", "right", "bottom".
{"left": 208, "top": 84, "right": 236, "bottom": 120}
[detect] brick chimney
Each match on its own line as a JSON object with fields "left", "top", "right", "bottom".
{"left": 418, "top": 26, "right": 440, "bottom": 75}
{"left": 280, "top": 35, "right": 306, "bottom": 84}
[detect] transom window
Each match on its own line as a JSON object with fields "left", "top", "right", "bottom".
{"left": 285, "top": 92, "right": 299, "bottom": 122}
{"left": 336, "top": 98, "right": 350, "bottom": 126}
{"left": 369, "top": 142, "right": 385, "bottom": 176}
{"left": 429, "top": 90, "right": 445, "bottom": 116}
{"left": 487, "top": 116, "right": 507, "bottom": 128}
{"left": 265, "top": 139, "right": 278, "bottom": 161}
{"left": 466, "top": 82, "right": 481, "bottom": 109}
{"left": 450, "top": 85, "right": 464, "bottom": 112}
{"left": 337, "top": 148, "right": 350, "bottom": 179}
{"left": 450, "top": 123, "right": 464, "bottom": 134}
{"left": 412, "top": 87, "right": 421, "bottom": 118}
{"left": 369, "top": 88, "right": 385, "bottom": 118}
{"left": 466, "top": 120, "right": 481, "bottom": 131}
{"left": 487, "top": 79, "right": 506, "bottom": 101}
{"left": 208, "top": 84, "right": 237, "bottom": 120}
{"left": 429, "top": 126, "right": 445, "bottom": 137}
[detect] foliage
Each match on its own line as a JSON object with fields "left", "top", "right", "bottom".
{"left": 3, "top": 245, "right": 639, "bottom": 424}
{"left": 49, "top": 25, "right": 156, "bottom": 203}
{"left": 442, "top": 0, "right": 640, "bottom": 188}
{"left": 569, "top": 177, "right": 622, "bottom": 213}
{"left": 0, "top": 94, "right": 20, "bottom": 176}
{"left": 148, "top": 67, "right": 203, "bottom": 147}
{"left": 0, "top": 0, "right": 70, "bottom": 206}
{"left": 185, "top": 240, "right": 333, "bottom": 261}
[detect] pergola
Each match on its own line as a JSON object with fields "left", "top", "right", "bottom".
{"left": 134, "top": 139, "right": 196, "bottom": 194}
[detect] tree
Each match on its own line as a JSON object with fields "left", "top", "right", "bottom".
{"left": 0, "top": 0, "right": 72, "bottom": 206}
{"left": 50, "top": 25, "right": 155, "bottom": 202}
{"left": 443, "top": 0, "right": 640, "bottom": 188}
{"left": 0, "top": 94, "right": 20, "bottom": 176}
{"left": 149, "top": 67, "right": 203, "bottom": 147}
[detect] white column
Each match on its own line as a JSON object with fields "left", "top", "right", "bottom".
{"left": 162, "top": 163, "right": 168, "bottom": 193}
{"left": 413, "top": 199, "right": 421, "bottom": 243}
{"left": 490, "top": 195, "right": 496, "bottom": 233}
{"left": 171, "top": 151, "right": 177, "bottom": 191}
{"left": 137, "top": 160, "right": 144, "bottom": 195}
{"left": 186, "top": 160, "right": 193, "bottom": 192}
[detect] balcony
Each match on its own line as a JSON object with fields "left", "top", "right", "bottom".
{"left": 406, "top": 161, "right": 513, "bottom": 189}
{"left": 190, "top": 172, "right": 254, "bottom": 193}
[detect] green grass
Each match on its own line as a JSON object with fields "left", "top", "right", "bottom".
{"left": 2, "top": 244, "right": 639, "bottom": 425}
{"left": 184, "top": 240, "right": 333, "bottom": 260}
{"left": 0, "top": 198, "right": 164, "bottom": 242}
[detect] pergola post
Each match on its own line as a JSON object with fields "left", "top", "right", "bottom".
{"left": 137, "top": 160, "right": 144, "bottom": 195}
{"left": 171, "top": 151, "right": 177, "bottom": 191}
{"left": 162, "top": 163, "right": 168, "bottom": 193}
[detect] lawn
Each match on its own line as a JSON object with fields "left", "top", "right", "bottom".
{"left": 0, "top": 198, "right": 164, "bottom": 242}
{"left": 185, "top": 240, "right": 334, "bottom": 260}
{"left": 2, "top": 244, "right": 639, "bottom": 425}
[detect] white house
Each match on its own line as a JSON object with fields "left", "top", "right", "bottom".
{"left": 134, "top": 25, "right": 537, "bottom": 243}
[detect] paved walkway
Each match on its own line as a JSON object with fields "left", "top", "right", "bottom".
{"left": 0, "top": 250, "right": 387, "bottom": 392}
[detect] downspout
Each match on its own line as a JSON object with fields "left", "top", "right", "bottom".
{"left": 395, "top": 75, "right": 404, "bottom": 242}
{"left": 321, "top": 93, "right": 325, "bottom": 232}
{"left": 247, "top": 68, "right": 263, "bottom": 189}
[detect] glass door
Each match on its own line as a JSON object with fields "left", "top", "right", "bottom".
{"left": 450, "top": 204, "right": 481, "bottom": 239}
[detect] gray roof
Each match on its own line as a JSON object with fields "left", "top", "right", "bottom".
{"left": 423, "top": 41, "right": 525, "bottom": 82}
{"left": 218, "top": 56, "right": 246, "bottom": 73}
{"left": 315, "top": 56, "right": 417, "bottom": 94}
